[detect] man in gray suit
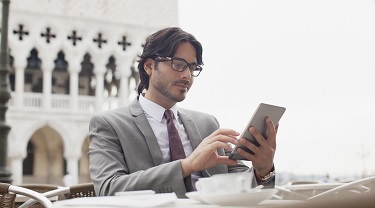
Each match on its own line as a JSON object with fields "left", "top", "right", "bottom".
{"left": 89, "top": 27, "right": 277, "bottom": 198}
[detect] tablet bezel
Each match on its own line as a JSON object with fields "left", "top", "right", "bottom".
{"left": 228, "top": 103, "right": 286, "bottom": 160}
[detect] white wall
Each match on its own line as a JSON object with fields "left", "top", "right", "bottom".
{"left": 178, "top": 0, "right": 375, "bottom": 178}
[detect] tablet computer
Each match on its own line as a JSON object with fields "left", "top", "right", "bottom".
{"left": 228, "top": 103, "right": 286, "bottom": 160}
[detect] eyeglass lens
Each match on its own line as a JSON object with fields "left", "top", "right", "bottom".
{"left": 171, "top": 59, "right": 201, "bottom": 76}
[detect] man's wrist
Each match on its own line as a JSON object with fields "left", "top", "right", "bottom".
{"left": 180, "top": 159, "right": 193, "bottom": 177}
{"left": 255, "top": 165, "right": 275, "bottom": 184}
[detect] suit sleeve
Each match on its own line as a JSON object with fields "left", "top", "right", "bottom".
{"left": 88, "top": 114, "right": 188, "bottom": 198}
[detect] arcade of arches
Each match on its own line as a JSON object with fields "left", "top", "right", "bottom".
{"left": 9, "top": 48, "right": 139, "bottom": 99}
{"left": 22, "top": 126, "right": 90, "bottom": 184}
{"left": 7, "top": 46, "right": 140, "bottom": 185}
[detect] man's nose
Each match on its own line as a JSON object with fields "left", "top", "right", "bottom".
{"left": 181, "top": 67, "right": 192, "bottom": 79}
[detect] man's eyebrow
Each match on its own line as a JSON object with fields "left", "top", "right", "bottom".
{"left": 173, "top": 56, "right": 198, "bottom": 64}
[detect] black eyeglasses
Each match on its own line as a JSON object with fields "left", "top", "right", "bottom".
{"left": 154, "top": 56, "right": 203, "bottom": 77}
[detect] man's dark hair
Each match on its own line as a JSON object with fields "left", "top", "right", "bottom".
{"left": 137, "top": 27, "right": 203, "bottom": 95}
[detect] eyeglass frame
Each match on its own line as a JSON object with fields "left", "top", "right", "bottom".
{"left": 153, "top": 56, "right": 203, "bottom": 77}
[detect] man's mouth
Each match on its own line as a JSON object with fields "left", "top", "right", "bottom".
{"left": 174, "top": 81, "right": 190, "bottom": 89}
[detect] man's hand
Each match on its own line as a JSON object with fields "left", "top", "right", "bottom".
{"left": 181, "top": 129, "right": 239, "bottom": 177}
{"left": 236, "top": 117, "right": 278, "bottom": 177}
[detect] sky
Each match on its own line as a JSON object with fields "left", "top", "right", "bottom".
{"left": 177, "top": 0, "right": 375, "bottom": 178}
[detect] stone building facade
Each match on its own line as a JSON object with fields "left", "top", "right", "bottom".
{"left": 5, "top": 0, "right": 178, "bottom": 185}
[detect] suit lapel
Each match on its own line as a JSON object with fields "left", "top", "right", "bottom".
{"left": 178, "top": 112, "right": 201, "bottom": 150}
{"left": 129, "top": 98, "right": 164, "bottom": 166}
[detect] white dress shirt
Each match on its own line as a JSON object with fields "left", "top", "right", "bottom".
{"left": 139, "top": 94, "right": 194, "bottom": 162}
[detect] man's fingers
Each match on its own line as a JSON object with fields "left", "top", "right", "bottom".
{"left": 238, "top": 138, "right": 260, "bottom": 155}
{"left": 248, "top": 127, "right": 268, "bottom": 147}
{"left": 209, "top": 141, "right": 235, "bottom": 151}
{"left": 236, "top": 147, "right": 256, "bottom": 161}
{"left": 266, "top": 117, "right": 277, "bottom": 147}
{"left": 210, "top": 129, "right": 240, "bottom": 138}
{"left": 249, "top": 117, "right": 277, "bottom": 147}
{"left": 217, "top": 156, "right": 239, "bottom": 166}
{"left": 207, "top": 134, "right": 238, "bottom": 146}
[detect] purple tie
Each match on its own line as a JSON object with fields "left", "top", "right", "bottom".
{"left": 164, "top": 110, "right": 186, "bottom": 161}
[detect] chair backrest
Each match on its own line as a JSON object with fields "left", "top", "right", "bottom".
{"left": 0, "top": 183, "right": 16, "bottom": 208}
{"left": 0, "top": 182, "right": 53, "bottom": 208}
{"left": 18, "top": 184, "right": 60, "bottom": 194}
{"left": 308, "top": 176, "right": 375, "bottom": 201}
{"left": 19, "top": 187, "right": 69, "bottom": 208}
{"left": 64, "top": 183, "right": 96, "bottom": 199}
{"left": 16, "top": 184, "right": 61, "bottom": 208}
{"left": 20, "top": 183, "right": 96, "bottom": 208}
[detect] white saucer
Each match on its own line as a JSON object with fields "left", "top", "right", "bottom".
{"left": 194, "top": 189, "right": 277, "bottom": 206}
{"left": 185, "top": 192, "right": 207, "bottom": 204}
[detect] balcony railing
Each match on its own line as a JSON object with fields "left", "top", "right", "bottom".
{"left": 9, "top": 92, "right": 101, "bottom": 113}
{"left": 51, "top": 94, "right": 71, "bottom": 109}
{"left": 23, "top": 92, "right": 43, "bottom": 108}
{"left": 78, "top": 95, "right": 96, "bottom": 112}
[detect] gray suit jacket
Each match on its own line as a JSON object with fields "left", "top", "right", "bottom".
{"left": 88, "top": 97, "right": 251, "bottom": 198}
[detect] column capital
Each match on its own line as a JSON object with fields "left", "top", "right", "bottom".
{"left": 38, "top": 49, "right": 59, "bottom": 71}
{"left": 64, "top": 50, "right": 85, "bottom": 73}
{"left": 91, "top": 55, "right": 110, "bottom": 75}
{"left": 64, "top": 151, "right": 81, "bottom": 161}
{"left": 13, "top": 59, "right": 27, "bottom": 70}
{"left": 40, "top": 58, "right": 55, "bottom": 72}
{"left": 8, "top": 140, "right": 27, "bottom": 159}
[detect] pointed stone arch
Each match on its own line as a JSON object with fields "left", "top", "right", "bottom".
{"left": 22, "top": 126, "right": 65, "bottom": 185}
{"left": 79, "top": 53, "right": 95, "bottom": 96}
{"left": 25, "top": 48, "right": 43, "bottom": 92}
{"left": 104, "top": 55, "right": 120, "bottom": 98}
{"left": 128, "top": 59, "right": 139, "bottom": 100}
{"left": 9, "top": 51, "right": 16, "bottom": 92}
{"left": 52, "top": 50, "right": 70, "bottom": 94}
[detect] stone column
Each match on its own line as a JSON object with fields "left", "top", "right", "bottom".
{"left": 69, "top": 72, "right": 79, "bottom": 110}
{"left": 92, "top": 57, "right": 107, "bottom": 111}
{"left": 117, "top": 59, "right": 132, "bottom": 107}
{"left": 8, "top": 137, "right": 26, "bottom": 185}
{"left": 64, "top": 154, "right": 80, "bottom": 185}
{"left": 10, "top": 156, "right": 23, "bottom": 185}
{"left": 68, "top": 61, "right": 81, "bottom": 111}
{"left": 9, "top": 45, "right": 31, "bottom": 108}
{"left": 65, "top": 51, "right": 83, "bottom": 111}
{"left": 94, "top": 72, "right": 104, "bottom": 111}
{"left": 14, "top": 58, "right": 27, "bottom": 108}
{"left": 40, "top": 55, "right": 55, "bottom": 110}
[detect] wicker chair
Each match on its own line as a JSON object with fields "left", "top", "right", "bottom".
{"left": 0, "top": 183, "right": 52, "bottom": 208}
{"left": 15, "top": 184, "right": 62, "bottom": 208}
{"left": 20, "top": 183, "right": 96, "bottom": 208}
{"left": 17, "top": 184, "right": 59, "bottom": 194}
{"left": 63, "top": 182, "right": 96, "bottom": 199}
{"left": 0, "top": 183, "right": 16, "bottom": 208}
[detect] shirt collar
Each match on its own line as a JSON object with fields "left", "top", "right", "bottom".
{"left": 139, "top": 94, "right": 178, "bottom": 122}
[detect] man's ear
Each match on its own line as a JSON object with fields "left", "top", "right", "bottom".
{"left": 144, "top": 58, "right": 154, "bottom": 76}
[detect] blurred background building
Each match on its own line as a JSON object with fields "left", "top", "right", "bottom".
{"left": 4, "top": 0, "right": 178, "bottom": 186}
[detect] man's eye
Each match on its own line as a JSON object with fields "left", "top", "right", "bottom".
{"left": 173, "top": 63, "right": 184, "bottom": 68}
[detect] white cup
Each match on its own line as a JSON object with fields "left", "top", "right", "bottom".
{"left": 195, "top": 172, "right": 254, "bottom": 194}
{"left": 211, "top": 172, "right": 253, "bottom": 194}
{"left": 195, "top": 177, "right": 216, "bottom": 194}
